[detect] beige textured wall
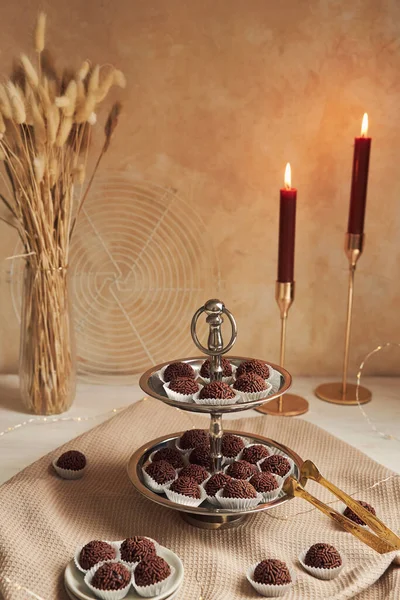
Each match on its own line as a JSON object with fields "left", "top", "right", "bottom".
{"left": 1, "top": 0, "right": 400, "bottom": 378}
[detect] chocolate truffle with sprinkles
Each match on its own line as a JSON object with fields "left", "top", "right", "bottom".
{"left": 134, "top": 556, "right": 171, "bottom": 587}
{"left": 168, "top": 377, "right": 199, "bottom": 395}
{"left": 205, "top": 472, "right": 231, "bottom": 497}
{"left": 179, "top": 428, "right": 210, "bottom": 450}
{"left": 260, "top": 455, "right": 291, "bottom": 477}
{"left": 189, "top": 445, "right": 212, "bottom": 469}
{"left": 120, "top": 536, "right": 156, "bottom": 563}
{"left": 253, "top": 559, "right": 292, "bottom": 585}
{"left": 152, "top": 447, "right": 184, "bottom": 469}
{"left": 145, "top": 460, "right": 176, "bottom": 484}
{"left": 56, "top": 450, "right": 86, "bottom": 471}
{"left": 91, "top": 562, "right": 131, "bottom": 591}
{"left": 179, "top": 463, "right": 209, "bottom": 483}
{"left": 170, "top": 476, "right": 201, "bottom": 498}
{"left": 221, "top": 433, "right": 245, "bottom": 458}
{"left": 79, "top": 540, "right": 116, "bottom": 570}
{"left": 236, "top": 359, "right": 270, "bottom": 380}
{"left": 199, "top": 381, "right": 236, "bottom": 400}
{"left": 226, "top": 460, "right": 257, "bottom": 480}
{"left": 233, "top": 372, "right": 268, "bottom": 393}
{"left": 222, "top": 479, "right": 257, "bottom": 499}
{"left": 242, "top": 444, "right": 270, "bottom": 464}
{"left": 343, "top": 500, "right": 376, "bottom": 525}
{"left": 250, "top": 472, "right": 279, "bottom": 493}
{"left": 304, "top": 543, "right": 342, "bottom": 569}
{"left": 164, "top": 361, "right": 196, "bottom": 382}
{"left": 200, "top": 357, "right": 233, "bottom": 378}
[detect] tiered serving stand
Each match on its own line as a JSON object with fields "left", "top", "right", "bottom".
{"left": 127, "top": 299, "right": 303, "bottom": 529}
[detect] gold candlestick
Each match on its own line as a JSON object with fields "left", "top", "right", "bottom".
{"left": 315, "top": 233, "right": 372, "bottom": 404}
{"left": 256, "top": 282, "right": 309, "bottom": 416}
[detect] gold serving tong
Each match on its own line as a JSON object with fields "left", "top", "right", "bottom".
{"left": 283, "top": 460, "right": 400, "bottom": 554}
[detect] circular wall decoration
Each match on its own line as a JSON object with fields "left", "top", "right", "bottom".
{"left": 11, "top": 175, "right": 220, "bottom": 384}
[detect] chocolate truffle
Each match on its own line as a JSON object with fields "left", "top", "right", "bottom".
{"left": 179, "top": 429, "right": 210, "bottom": 450}
{"left": 236, "top": 359, "right": 270, "bottom": 380}
{"left": 134, "top": 556, "right": 171, "bottom": 587}
{"left": 152, "top": 447, "right": 184, "bottom": 469}
{"left": 250, "top": 472, "right": 279, "bottom": 493}
{"left": 233, "top": 372, "right": 268, "bottom": 393}
{"left": 222, "top": 479, "right": 257, "bottom": 499}
{"left": 221, "top": 433, "right": 245, "bottom": 458}
{"left": 242, "top": 444, "right": 270, "bottom": 464}
{"left": 343, "top": 500, "right": 376, "bottom": 525}
{"left": 199, "top": 381, "right": 236, "bottom": 400}
{"left": 226, "top": 460, "right": 257, "bottom": 480}
{"left": 170, "top": 476, "right": 201, "bottom": 498}
{"left": 179, "top": 464, "right": 209, "bottom": 483}
{"left": 120, "top": 536, "right": 156, "bottom": 563}
{"left": 145, "top": 460, "right": 176, "bottom": 484}
{"left": 56, "top": 450, "right": 86, "bottom": 471}
{"left": 189, "top": 446, "right": 212, "bottom": 469}
{"left": 164, "top": 362, "right": 195, "bottom": 382}
{"left": 79, "top": 540, "right": 116, "bottom": 570}
{"left": 168, "top": 377, "right": 199, "bottom": 395}
{"left": 200, "top": 357, "right": 233, "bottom": 379}
{"left": 91, "top": 562, "right": 131, "bottom": 591}
{"left": 304, "top": 543, "right": 342, "bottom": 569}
{"left": 205, "top": 472, "right": 231, "bottom": 497}
{"left": 253, "top": 559, "right": 292, "bottom": 585}
{"left": 260, "top": 455, "right": 291, "bottom": 477}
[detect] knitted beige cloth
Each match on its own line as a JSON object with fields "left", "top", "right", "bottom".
{"left": 0, "top": 397, "right": 399, "bottom": 600}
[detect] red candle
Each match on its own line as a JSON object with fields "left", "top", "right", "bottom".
{"left": 347, "top": 113, "right": 371, "bottom": 234}
{"left": 277, "top": 163, "right": 297, "bottom": 283}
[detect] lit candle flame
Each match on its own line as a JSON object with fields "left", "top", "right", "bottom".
{"left": 361, "top": 113, "right": 368, "bottom": 137}
{"left": 284, "top": 162, "right": 291, "bottom": 190}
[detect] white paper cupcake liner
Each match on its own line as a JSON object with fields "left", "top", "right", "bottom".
{"left": 142, "top": 468, "right": 177, "bottom": 494}
{"left": 266, "top": 368, "right": 282, "bottom": 394}
{"left": 52, "top": 458, "right": 86, "bottom": 480}
{"left": 84, "top": 561, "right": 133, "bottom": 600}
{"left": 237, "top": 443, "right": 272, "bottom": 464}
{"left": 233, "top": 382, "right": 273, "bottom": 404}
{"left": 133, "top": 565, "right": 176, "bottom": 598}
{"left": 148, "top": 449, "right": 188, "bottom": 468}
{"left": 165, "top": 484, "right": 207, "bottom": 507}
{"left": 215, "top": 489, "right": 263, "bottom": 509}
{"left": 192, "top": 390, "right": 241, "bottom": 406}
{"left": 163, "top": 381, "right": 200, "bottom": 403}
{"left": 255, "top": 475, "right": 285, "bottom": 503}
{"left": 299, "top": 550, "right": 345, "bottom": 580}
{"left": 246, "top": 563, "right": 296, "bottom": 597}
{"left": 174, "top": 438, "right": 194, "bottom": 456}
{"left": 157, "top": 363, "right": 200, "bottom": 384}
{"left": 258, "top": 453, "right": 296, "bottom": 480}
{"left": 74, "top": 541, "right": 120, "bottom": 574}
{"left": 200, "top": 481, "right": 224, "bottom": 506}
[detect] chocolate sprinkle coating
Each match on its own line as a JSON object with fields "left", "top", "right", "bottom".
{"left": 304, "top": 543, "right": 342, "bottom": 569}
{"left": 134, "top": 556, "right": 171, "bottom": 587}
{"left": 260, "top": 455, "right": 291, "bottom": 477}
{"left": 179, "top": 429, "right": 210, "bottom": 450}
{"left": 79, "top": 540, "right": 116, "bottom": 570}
{"left": 152, "top": 447, "right": 184, "bottom": 469}
{"left": 343, "top": 500, "right": 376, "bottom": 525}
{"left": 222, "top": 479, "right": 257, "bottom": 499}
{"left": 179, "top": 464, "right": 209, "bottom": 483}
{"left": 56, "top": 450, "right": 86, "bottom": 471}
{"left": 199, "top": 381, "right": 236, "bottom": 400}
{"left": 233, "top": 372, "right": 267, "bottom": 393}
{"left": 168, "top": 377, "right": 199, "bottom": 395}
{"left": 145, "top": 460, "right": 176, "bottom": 484}
{"left": 242, "top": 444, "right": 270, "bottom": 464}
{"left": 221, "top": 433, "right": 245, "bottom": 458}
{"left": 120, "top": 537, "right": 156, "bottom": 563}
{"left": 205, "top": 472, "right": 231, "bottom": 497}
{"left": 253, "top": 559, "right": 292, "bottom": 585}
{"left": 170, "top": 476, "right": 201, "bottom": 498}
{"left": 226, "top": 460, "right": 257, "bottom": 480}
{"left": 92, "top": 562, "right": 131, "bottom": 591}
{"left": 250, "top": 472, "right": 278, "bottom": 493}
{"left": 236, "top": 359, "right": 270, "bottom": 380}
{"left": 189, "top": 446, "right": 212, "bottom": 469}
{"left": 200, "top": 357, "right": 233, "bottom": 378}
{"left": 164, "top": 361, "right": 196, "bottom": 382}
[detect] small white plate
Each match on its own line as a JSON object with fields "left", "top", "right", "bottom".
{"left": 64, "top": 542, "right": 184, "bottom": 600}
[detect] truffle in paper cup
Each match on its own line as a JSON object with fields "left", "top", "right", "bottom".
{"left": 133, "top": 565, "right": 176, "bottom": 598}
{"left": 163, "top": 381, "right": 200, "bottom": 403}
{"left": 142, "top": 467, "right": 176, "bottom": 494}
{"left": 299, "top": 549, "right": 345, "bottom": 580}
{"left": 258, "top": 453, "right": 296, "bottom": 480}
{"left": 148, "top": 449, "right": 188, "bottom": 468}
{"left": 234, "top": 382, "right": 273, "bottom": 404}
{"left": 246, "top": 563, "right": 296, "bottom": 597}
{"left": 223, "top": 463, "right": 257, "bottom": 481}
{"left": 250, "top": 474, "right": 284, "bottom": 503}
{"left": 74, "top": 541, "right": 120, "bottom": 574}
{"left": 266, "top": 368, "right": 282, "bottom": 394}
{"left": 165, "top": 483, "right": 207, "bottom": 507}
{"left": 192, "top": 390, "right": 241, "bottom": 406}
{"left": 117, "top": 537, "right": 160, "bottom": 568}
{"left": 84, "top": 561, "right": 133, "bottom": 600}
{"left": 156, "top": 363, "right": 199, "bottom": 383}
{"left": 339, "top": 504, "right": 368, "bottom": 529}
{"left": 199, "top": 364, "right": 237, "bottom": 386}
{"left": 238, "top": 443, "right": 271, "bottom": 465}
{"left": 52, "top": 458, "right": 86, "bottom": 480}
{"left": 215, "top": 489, "right": 262, "bottom": 510}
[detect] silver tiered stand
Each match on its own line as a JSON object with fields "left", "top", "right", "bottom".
{"left": 127, "top": 299, "right": 303, "bottom": 529}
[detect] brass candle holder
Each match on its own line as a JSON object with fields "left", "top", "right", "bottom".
{"left": 256, "top": 281, "right": 309, "bottom": 416}
{"left": 315, "top": 233, "right": 372, "bottom": 404}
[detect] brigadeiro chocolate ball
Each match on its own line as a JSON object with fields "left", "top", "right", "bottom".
{"left": 222, "top": 479, "right": 257, "bottom": 499}
{"left": 168, "top": 377, "right": 199, "bottom": 395}
{"left": 242, "top": 444, "right": 270, "bottom": 464}
{"left": 304, "top": 543, "right": 342, "bottom": 569}
{"left": 120, "top": 536, "right": 156, "bottom": 563}
{"left": 343, "top": 500, "right": 376, "bottom": 525}
{"left": 134, "top": 556, "right": 171, "bottom": 587}
{"left": 221, "top": 433, "right": 245, "bottom": 459}
{"left": 205, "top": 472, "right": 231, "bottom": 497}
{"left": 199, "top": 381, "right": 236, "bottom": 400}
{"left": 250, "top": 472, "right": 279, "bottom": 493}
{"left": 145, "top": 460, "right": 176, "bottom": 484}
{"left": 179, "top": 429, "right": 210, "bottom": 450}
{"left": 79, "top": 540, "right": 116, "bottom": 570}
{"left": 170, "top": 476, "right": 201, "bottom": 499}
{"left": 226, "top": 460, "right": 257, "bottom": 480}
{"left": 179, "top": 464, "right": 209, "bottom": 483}
{"left": 56, "top": 450, "right": 86, "bottom": 471}
{"left": 253, "top": 558, "right": 292, "bottom": 585}
{"left": 233, "top": 373, "right": 268, "bottom": 393}
{"left": 164, "top": 361, "right": 196, "bottom": 382}
{"left": 152, "top": 447, "right": 184, "bottom": 469}
{"left": 91, "top": 562, "right": 131, "bottom": 591}
{"left": 189, "top": 446, "right": 212, "bottom": 469}
{"left": 236, "top": 359, "right": 270, "bottom": 380}
{"left": 200, "top": 357, "right": 233, "bottom": 379}
{"left": 260, "top": 455, "right": 291, "bottom": 477}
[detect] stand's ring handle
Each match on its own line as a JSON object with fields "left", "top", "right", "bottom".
{"left": 190, "top": 300, "right": 237, "bottom": 356}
